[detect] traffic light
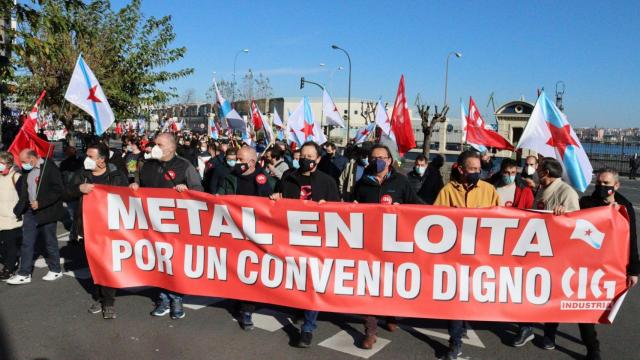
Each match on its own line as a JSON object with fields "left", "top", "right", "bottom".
{"left": 300, "top": 77, "right": 305, "bottom": 89}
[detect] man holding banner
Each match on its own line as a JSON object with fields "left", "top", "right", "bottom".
{"left": 130, "top": 133, "right": 203, "bottom": 319}
{"left": 434, "top": 151, "right": 499, "bottom": 360}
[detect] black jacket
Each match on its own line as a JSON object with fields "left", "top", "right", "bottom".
{"left": 580, "top": 192, "right": 640, "bottom": 275}
{"left": 205, "top": 161, "right": 232, "bottom": 194}
{"left": 67, "top": 166, "right": 128, "bottom": 236}
{"left": 415, "top": 166, "right": 444, "bottom": 205}
{"left": 14, "top": 160, "right": 65, "bottom": 225}
{"left": 354, "top": 169, "right": 423, "bottom": 205}
{"left": 280, "top": 169, "right": 340, "bottom": 202}
{"left": 139, "top": 155, "right": 204, "bottom": 191}
{"left": 218, "top": 167, "right": 275, "bottom": 197}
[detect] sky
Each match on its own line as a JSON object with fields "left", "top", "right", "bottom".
{"left": 111, "top": 0, "right": 640, "bottom": 127}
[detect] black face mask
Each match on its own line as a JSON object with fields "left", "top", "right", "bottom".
{"left": 594, "top": 185, "right": 615, "bottom": 199}
{"left": 465, "top": 172, "right": 481, "bottom": 186}
{"left": 298, "top": 158, "right": 316, "bottom": 172}
{"left": 232, "top": 162, "right": 249, "bottom": 175}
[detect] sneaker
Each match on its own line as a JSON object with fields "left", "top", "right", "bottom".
{"left": 42, "top": 271, "right": 63, "bottom": 281}
{"left": 88, "top": 301, "right": 102, "bottom": 314}
{"left": 6, "top": 274, "right": 31, "bottom": 285}
{"left": 542, "top": 336, "right": 556, "bottom": 350}
{"left": 240, "top": 312, "right": 254, "bottom": 331}
{"left": 511, "top": 327, "right": 535, "bottom": 347}
{"left": 0, "top": 269, "right": 13, "bottom": 281}
{"left": 151, "top": 303, "right": 170, "bottom": 317}
{"left": 170, "top": 300, "right": 185, "bottom": 320}
{"left": 297, "top": 331, "right": 313, "bottom": 348}
{"left": 446, "top": 343, "right": 462, "bottom": 360}
{"left": 102, "top": 306, "right": 117, "bottom": 319}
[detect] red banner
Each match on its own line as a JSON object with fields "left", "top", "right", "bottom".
{"left": 84, "top": 185, "right": 632, "bottom": 323}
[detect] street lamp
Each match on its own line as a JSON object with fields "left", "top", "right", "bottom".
{"left": 331, "top": 44, "right": 352, "bottom": 142}
{"left": 443, "top": 51, "right": 462, "bottom": 107}
{"left": 232, "top": 48, "right": 249, "bottom": 103}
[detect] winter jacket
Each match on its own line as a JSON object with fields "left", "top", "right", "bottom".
{"left": 533, "top": 178, "right": 579, "bottom": 211}
{"left": 280, "top": 169, "right": 340, "bottom": 202}
{"left": 434, "top": 179, "right": 499, "bottom": 208}
{"left": 139, "top": 155, "right": 203, "bottom": 191}
{"left": 14, "top": 159, "right": 65, "bottom": 225}
{"left": 0, "top": 170, "right": 22, "bottom": 230}
{"left": 218, "top": 167, "right": 275, "bottom": 197}
{"left": 353, "top": 169, "right": 423, "bottom": 205}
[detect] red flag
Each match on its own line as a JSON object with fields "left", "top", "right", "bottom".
{"left": 390, "top": 75, "right": 416, "bottom": 156}
{"left": 251, "top": 100, "right": 263, "bottom": 131}
{"left": 8, "top": 117, "right": 54, "bottom": 165}
{"left": 465, "top": 97, "right": 514, "bottom": 151}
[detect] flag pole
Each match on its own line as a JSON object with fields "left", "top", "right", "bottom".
{"left": 35, "top": 141, "right": 54, "bottom": 198}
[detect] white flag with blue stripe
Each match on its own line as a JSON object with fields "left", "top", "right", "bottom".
{"left": 517, "top": 91, "right": 592, "bottom": 192}
{"left": 64, "top": 54, "right": 115, "bottom": 135}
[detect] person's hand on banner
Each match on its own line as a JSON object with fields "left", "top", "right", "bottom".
{"left": 629, "top": 275, "right": 638, "bottom": 288}
{"left": 30, "top": 200, "right": 38, "bottom": 210}
{"left": 318, "top": 199, "right": 326, "bottom": 204}
{"left": 79, "top": 184, "right": 95, "bottom": 194}
{"left": 553, "top": 205, "right": 567, "bottom": 216}
{"left": 129, "top": 183, "right": 140, "bottom": 191}
{"left": 269, "top": 193, "right": 282, "bottom": 201}
{"left": 175, "top": 184, "right": 188, "bottom": 192}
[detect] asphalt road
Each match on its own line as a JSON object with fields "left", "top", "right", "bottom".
{"left": 0, "top": 179, "right": 639, "bottom": 360}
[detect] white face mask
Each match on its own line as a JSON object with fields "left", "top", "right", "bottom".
{"left": 84, "top": 157, "right": 97, "bottom": 171}
{"left": 143, "top": 153, "right": 151, "bottom": 160}
{"left": 109, "top": 150, "right": 114, "bottom": 159}
{"left": 150, "top": 145, "right": 164, "bottom": 160}
{"left": 526, "top": 165, "right": 536, "bottom": 175}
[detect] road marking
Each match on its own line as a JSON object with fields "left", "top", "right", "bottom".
{"left": 63, "top": 267, "right": 91, "bottom": 280}
{"left": 231, "top": 309, "right": 292, "bottom": 332}
{"left": 34, "top": 257, "right": 66, "bottom": 268}
{"left": 410, "top": 324, "right": 485, "bottom": 348}
{"left": 318, "top": 330, "right": 391, "bottom": 359}
{"left": 182, "top": 296, "right": 224, "bottom": 310}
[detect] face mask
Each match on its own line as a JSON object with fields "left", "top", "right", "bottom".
{"left": 0, "top": 164, "right": 6, "bottom": 173}
{"left": 594, "top": 184, "right": 615, "bottom": 199}
{"left": 226, "top": 159, "right": 237, "bottom": 167}
{"left": 84, "top": 157, "right": 97, "bottom": 171}
{"left": 126, "top": 145, "right": 132, "bottom": 152}
{"left": 143, "top": 153, "right": 151, "bottom": 160}
{"left": 369, "top": 159, "right": 387, "bottom": 173}
{"left": 465, "top": 172, "right": 481, "bottom": 186}
{"left": 526, "top": 165, "right": 536, "bottom": 176}
{"left": 292, "top": 159, "right": 300, "bottom": 169}
{"left": 415, "top": 166, "right": 426, "bottom": 176}
{"left": 360, "top": 158, "right": 369, "bottom": 167}
{"left": 298, "top": 158, "right": 316, "bottom": 172}
{"left": 21, "top": 162, "right": 33, "bottom": 171}
{"left": 232, "top": 162, "right": 249, "bottom": 175}
{"left": 150, "top": 145, "right": 163, "bottom": 160}
{"left": 503, "top": 174, "right": 516, "bottom": 185}
{"left": 200, "top": 146, "right": 207, "bottom": 152}
{"left": 109, "top": 150, "right": 114, "bottom": 159}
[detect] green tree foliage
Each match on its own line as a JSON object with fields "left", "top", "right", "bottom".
{"left": 5, "top": 0, "right": 192, "bottom": 128}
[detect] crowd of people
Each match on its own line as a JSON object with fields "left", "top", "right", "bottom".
{"left": 0, "top": 128, "right": 638, "bottom": 360}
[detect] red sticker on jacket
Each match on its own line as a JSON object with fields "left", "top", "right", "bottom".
{"left": 256, "top": 174, "right": 267, "bottom": 185}
{"left": 164, "top": 170, "right": 176, "bottom": 181}
{"left": 381, "top": 194, "right": 393, "bottom": 205}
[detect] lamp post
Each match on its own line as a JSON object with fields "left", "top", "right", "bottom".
{"left": 440, "top": 51, "right": 462, "bottom": 154}
{"left": 444, "top": 51, "right": 462, "bottom": 107}
{"left": 232, "top": 49, "right": 249, "bottom": 103}
{"left": 331, "top": 44, "right": 352, "bottom": 143}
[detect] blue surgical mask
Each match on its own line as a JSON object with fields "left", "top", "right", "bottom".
{"left": 21, "top": 162, "right": 33, "bottom": 171}
{"left": 503, "top": 174, "right": 516, "bottom": 185}
{"left": 360, "top": 158, "right": 369, "bottom": 167}
{"left": 292, "top": 159, "right": 300, "bottom": 169}
{"left": 415, "top": 166, "right": 426, "bottom": 176}
{"left": 0, "top": 164, "right": 6, "bottom": 172}
{"left": 226, "top": 159, "right": 237, "bottom": 167}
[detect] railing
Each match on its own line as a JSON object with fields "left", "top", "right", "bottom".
{"left": 582, "top": 140, "right": 640, "bottom": 175}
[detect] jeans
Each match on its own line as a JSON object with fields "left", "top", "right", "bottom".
{"left": 63, "top": 200, "right": 79, "bottom": 241}
{"left": 0, "top": 228, "right": 22, "bottom": 272}
{"left": 301, "top": 310, "right": 319, "bottom": 333}
{"left": 448, "top": 320, "right": 465, "bottom": 346}
{"left": 158, "top": 291, "right": 182, "bottom": 305}
{"left": 17, "top": 211, "right": 60, "bottom": 276}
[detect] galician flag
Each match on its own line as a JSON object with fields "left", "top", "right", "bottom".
{"left": 352, "top": 123, "right": 375, "bottom": 144}
{"left": 208, "top": 114, "right": 219, "bottom": 140}
{"left": 213, "top": 77, "right": 232, "bottom": 118}
{"left": 322, "top": 89, "right": 345, "bottom": 128}
{"left": 288, "top": 97, "right": 326, "bottom": 145}
{"left": 375, "top": 100, "right": 395, "bottom": 142}
{"left": 64, "top": 54, "right": 115, "bottom": 135}
{"left": 517, "top": 91, "right": 593, "bottom": 192}
{"left": 272, "top": 107, "right": 284, "bottom": 128}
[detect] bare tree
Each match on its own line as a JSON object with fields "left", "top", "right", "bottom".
{"left": 254, "top": 72, "right": 273, "bottom": 99}
{"left": 181, "top": 88, "right": 196, "bottom": 104}
{"left": 416, "top": 94, "right": 448, "bottom": 157}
